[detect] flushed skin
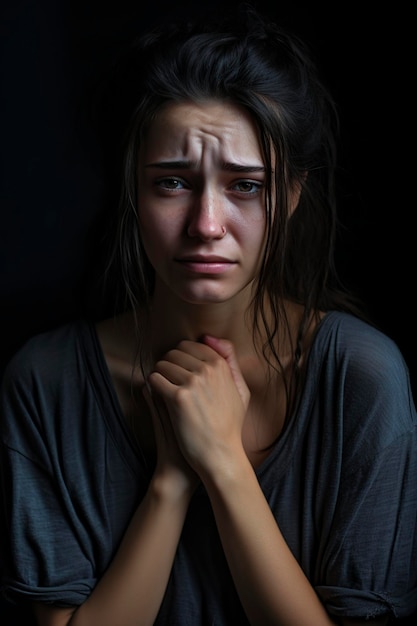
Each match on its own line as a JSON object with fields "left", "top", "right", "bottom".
{"left": 0, "top": 6, "right": 416, "bottom": 626}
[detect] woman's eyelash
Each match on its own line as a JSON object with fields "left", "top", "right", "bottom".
{"left": 155, "top": 177, "right": 188, "bottom": 189}
{"left": 154, "top": 177, "right": 263, "bottom": 194}
{"left": 232, "top": 180, "right": 263, "bottom": 193}
{"left": 155, "top": 176, "right": 264, "bottom": 196}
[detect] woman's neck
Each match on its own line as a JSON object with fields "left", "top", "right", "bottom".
{"left": 97, "top": 283, "right": 311, "bottom": 382}
{"left": 148, "top": 287, "right": 256, "bottom": 361}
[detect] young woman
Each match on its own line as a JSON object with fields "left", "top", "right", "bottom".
{"left": 1, "top": 5, "right": 416, "bottom": 626}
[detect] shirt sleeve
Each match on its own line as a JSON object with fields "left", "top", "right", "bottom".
{"left": 0, "top": 338, "right": 98, "bottom": 607}
{"left": 1, "top": 324, "right": 146, "bottom": 609}
{"left": 316, "top": 323, "right": 417, "bottom": 620}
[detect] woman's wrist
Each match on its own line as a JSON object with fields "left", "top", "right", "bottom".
{"left": 149, "top": 468, "right": 197, "bottom": 505}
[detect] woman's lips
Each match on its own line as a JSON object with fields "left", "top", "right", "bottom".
{"left": 175, "top": 255, "right": 236, "bottom": 274}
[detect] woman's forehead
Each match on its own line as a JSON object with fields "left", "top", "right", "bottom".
{"left": 141, "top": 100, "right": 264, "bottom": 166}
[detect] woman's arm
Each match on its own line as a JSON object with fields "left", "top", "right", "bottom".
{"left": 32, "top": 388, "right": 197, "bottom": 626}
{"left": 148, "top": 336, "right": 394, "bottom": 626}
{"left": 202, "top": 451, "right": 335, "bottom": 625}
{"left": 202, "top": 451, "right": 392, "bottom": 626}
{"left": 33, "top": 478, "right": 191, "bottom": 626}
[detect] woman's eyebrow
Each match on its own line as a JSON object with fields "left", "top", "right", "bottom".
{"left": 145, "top": 160, "right": 266, "bottom": 172}
{"left": 221, "top": 162, "right": 266, "bottom": 173}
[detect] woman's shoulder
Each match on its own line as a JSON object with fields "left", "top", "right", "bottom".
{"left": 0, "top": 320, "right": 100, "bottom": 446}
{"left": 316, "top": 310, "right": 406, "bottom": 368}
{"left": 313, "top": 311, "right": 416, "bottom": 434}
{"left": 1, "top": 319, "right": 94, "bottom": 386}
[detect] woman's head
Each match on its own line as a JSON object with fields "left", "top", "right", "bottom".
{"left": 109, "top": 4, "right": 341, "bottom": 323}
{"left": 135, "top": 98, "right": 271, "bottom": 309}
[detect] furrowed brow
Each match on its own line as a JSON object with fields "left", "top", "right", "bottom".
{"left": 144, "top": 160, "right": 195, "bottom": 169}
{"left": 144, "top": 160, "right": 266, "bottom": 172}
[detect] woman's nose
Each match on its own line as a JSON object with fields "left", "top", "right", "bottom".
{"left": 186, "top": 189, "right": 226, "bottom": 241}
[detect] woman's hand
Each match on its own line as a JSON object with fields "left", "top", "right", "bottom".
{"left": 142, "top": 384, "right": 199, "bottom": 496}
{"left": 147, "top": 336, "right": 250, "bottom": 479}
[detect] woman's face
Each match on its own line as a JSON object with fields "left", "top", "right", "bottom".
{"left": 137, "top": 100, "right": 268, "bottom": 306}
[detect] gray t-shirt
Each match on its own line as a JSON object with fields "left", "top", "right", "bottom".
{"left": 1, "top": 311, "right": 416, "bottom": 623}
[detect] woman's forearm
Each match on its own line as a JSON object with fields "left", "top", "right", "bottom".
{"left": 202, "top": 452, "right": 337, "bottom": 626}
{"left": 63, "top": 476, "right": 191, "bottom": 626}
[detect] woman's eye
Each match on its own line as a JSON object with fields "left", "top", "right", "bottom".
{"left": 232, "top": 180, "right": 263, "bottom": 194}
{"left": 155, "top": 177, "right": 187, "bottom": 190}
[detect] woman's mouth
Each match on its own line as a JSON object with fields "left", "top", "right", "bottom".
{"left": 175, "top": 255, "right": 236, "bottom": 274}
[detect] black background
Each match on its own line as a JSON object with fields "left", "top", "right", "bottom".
{"left": 0, "top": 1, "right": 415, "bottom": 623}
